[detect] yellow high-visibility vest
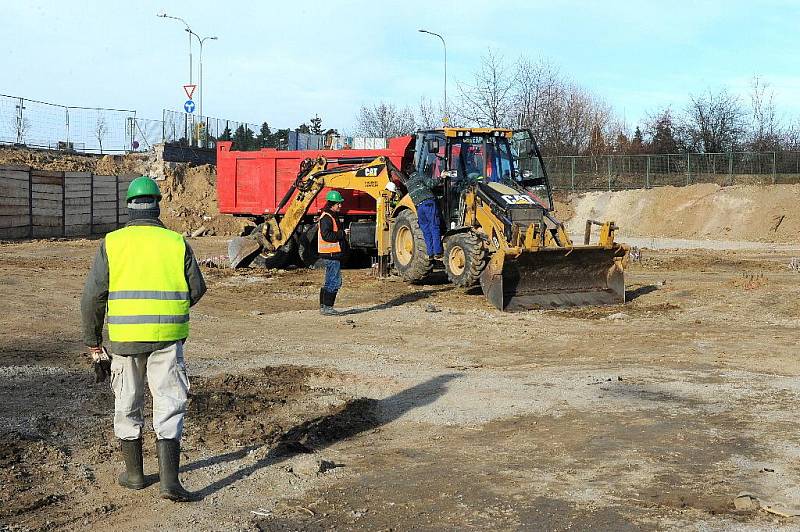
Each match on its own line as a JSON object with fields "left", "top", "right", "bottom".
{"left": 105, "top": 225, "right": 190, "bottom": 342}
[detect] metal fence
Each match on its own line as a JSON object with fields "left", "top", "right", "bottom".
{"left": 157, "top": 110, "right": 261, "bottom": 150}
{"left": 0, "top": 94, "right": 136, "bottom": 154}
{"left": 538, "top": 152, "right": 800, "bottom": 191}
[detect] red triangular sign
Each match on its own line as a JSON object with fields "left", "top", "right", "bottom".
{"left": 183, "top": 84, "right": 196, "bottom": 99}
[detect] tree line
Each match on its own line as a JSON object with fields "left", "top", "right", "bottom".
{"left": 214, "top": 114, "right": 337, "bottom": 151}
{"left": 354, "top": 49, "right": 798, "bottom": 157}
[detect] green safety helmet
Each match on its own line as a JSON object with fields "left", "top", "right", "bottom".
{"left": 126, "top": 176, "right": 162, "bottom": 202}
{"left": 325, "top": 190, "right": 344, "bottom": 203}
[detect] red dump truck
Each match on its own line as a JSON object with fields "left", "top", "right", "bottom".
{"left": 216, "top": 137, "right": 414, "bottom": 266}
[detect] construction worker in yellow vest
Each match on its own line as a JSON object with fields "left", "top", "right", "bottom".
{"left": 317, "top": 190, "right": 348, "bottom": 315}
{"left": 80, "top": 176, "right": 206, "bottom": 502}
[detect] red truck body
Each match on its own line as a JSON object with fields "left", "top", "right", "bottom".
{"left": 216, "top": 137, "right": 414, "bottom": 217}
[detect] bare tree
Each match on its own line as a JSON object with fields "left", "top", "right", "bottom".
{"left": 456, "top": 48, "right": 515, "bottom": 128}
{"left": 416, "top": 97, "right": 443, "bottom": 130}
{"left": 512, "top": 57, "right": 560, "bottom": 133}
{"left": 12, "top": 116, "right": 30, "bottom": 145}
{"left": 354, "top": 102, "right": 416, "bottom": 138}
{"left": 95, "top": 114, "right": 108, "bottom": 154}
{"left": 749, "top": 76, "right": 779, "bottom": 151}
{"left": 681, "top": 89, "right": 745, "bottom": 153}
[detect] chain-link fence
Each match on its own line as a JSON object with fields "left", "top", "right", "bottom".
{"left": 0, "top": 94, "right": 135, "bottom": 154}
{"left": 539, "top": 152, "right": 800, "bottom": 191}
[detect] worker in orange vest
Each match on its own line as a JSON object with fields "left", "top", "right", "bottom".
{"left": 318, "top": 190, "right": 348, "bottom": 315}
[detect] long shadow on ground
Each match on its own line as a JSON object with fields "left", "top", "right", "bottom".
{"left": 339, "top": 287, "right": 452, "bottom": 315}
{"left": 187, "top": 373, "right": 461, "bottom": 497}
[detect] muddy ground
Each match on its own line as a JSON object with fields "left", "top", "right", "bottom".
{"left": 1, "top": 236, "right": 800, "bottom": 531}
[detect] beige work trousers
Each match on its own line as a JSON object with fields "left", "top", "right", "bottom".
{"left": 110, "top": 342, "right": 190, "bottom": 441}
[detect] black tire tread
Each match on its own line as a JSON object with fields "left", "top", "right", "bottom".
{"left": 444, "top": 231, "right": 488, "bottom": 288}
{"left": 391, "top": 209, "right": 433, "bottom": 282}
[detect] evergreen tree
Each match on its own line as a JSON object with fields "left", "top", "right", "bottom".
{"left": 270, "top": 128, "right": 290, "bottom": 150}
{"left": 630, "top": 127, "right": 644, "bottom": 154}
{"left": 310, "top": 114, "right": 323, "bottom": 135}
{"left": 296, "top": 123, "right": 311, "bottom": 134}
{"left": 232, "top": 124, "right": 257, "bottom": 151}
{"left": 218, "top": 125, "right": 232, "bottom": 141}
{"left": 256, "top": 122, "right": 272, "bottom": 148}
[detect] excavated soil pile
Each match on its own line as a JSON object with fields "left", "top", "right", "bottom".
{"left": 0, "top": 146, "right": 100, "bottom": 172}
{"left": 563, "top": 183, "right": 800, "bottom": 243}
{"left": 158, "top": 164, "right": 251, "bottom": 237}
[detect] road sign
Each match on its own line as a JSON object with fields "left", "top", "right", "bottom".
{"left": 184, "top": 100, "right": 195, "bottom": 113}
{"left": 183, "top": 84, "right": 196, "bottom": 99}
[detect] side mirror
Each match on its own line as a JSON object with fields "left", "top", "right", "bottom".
{"left": 440, "top": 170, "right": 458, "bottom": 180}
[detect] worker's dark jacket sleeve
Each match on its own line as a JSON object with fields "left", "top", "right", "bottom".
{"left": 184, "top": 240, "right": 207, "bottom": 306}
{"left": 319, "top": 211, "right": 346, "bottom": 260}
{"left": 81, "top": 243, "right": 109, "bottom": 348}
{"left": 80, "top": 218, "right": 207, "bottom": 355}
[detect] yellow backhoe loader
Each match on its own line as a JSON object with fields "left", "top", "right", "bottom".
{"left": 229, "top": 128, "right": 629, "bottom": 310}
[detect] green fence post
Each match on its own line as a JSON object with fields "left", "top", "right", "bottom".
{"left": 773, "top": 152, "right": 777, "bottom": 184}
{"left": 607, "top": 156, "right": 612, "bottom": 191}
{"left": 686, "top": 153, "right": 691, "bottom": 185}
{"left": 728, "top": 152, "right": 733, "bottom": 186}
{"left": 571, "top": 157, "right": 575, "bottom": 191}
{"left": 646, "top": 155, "right": 650, "bottom": 188}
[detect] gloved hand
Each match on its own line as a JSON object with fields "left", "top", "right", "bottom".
{"left": 88, "top": 346, "right": 111, "bottom": 383}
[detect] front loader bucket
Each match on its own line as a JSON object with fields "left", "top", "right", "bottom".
{"left": 228, "top": 237, "right": 261, "bottom": 269}
{"left": 479, "top": 246, "right": 626, "bottom": 311}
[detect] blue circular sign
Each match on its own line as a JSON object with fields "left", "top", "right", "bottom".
{"left": 184, "top": 100, "right": 195, "bottom": 113}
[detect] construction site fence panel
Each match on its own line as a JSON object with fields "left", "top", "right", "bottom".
{"left": 541, "top": 152, "right": 800, "bottom": 191}
{"left": 0, "top": 94, "right": 136, "bottom": 154}
{"left": 0, "top": 164, "right": 135, "bottom": 239}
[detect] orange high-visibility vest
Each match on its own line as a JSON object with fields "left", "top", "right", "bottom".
{"left": 318, "top": 211, "right": 342, "bottom": 254}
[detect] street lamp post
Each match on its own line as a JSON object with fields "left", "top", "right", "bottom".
{"left": 418, "top": 29, "right": 447, "bottom": 125}
{"left": 187, "top": 31, "right": 218, "bottom": 119}
{"left": 157, "top": 12, "right": 194, "bottom": 85}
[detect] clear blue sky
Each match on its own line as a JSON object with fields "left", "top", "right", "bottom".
{"left": 4, "top": 0, "right": 799, "bottom": 134}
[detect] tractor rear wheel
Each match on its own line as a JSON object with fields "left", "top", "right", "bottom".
{"left": 391, "top": 209, "right": 432, "bottom": 282}
{"left": 443, "top": 231, "right": 488, "bottom": 287}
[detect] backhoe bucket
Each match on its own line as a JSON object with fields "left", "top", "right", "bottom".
{"left": 479, "top": 246, "right": 626, "bottom": 311}
{"left": 228, "top": 237, "right": 262, "bottom": 269}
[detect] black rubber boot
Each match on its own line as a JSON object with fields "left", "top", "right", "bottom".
{"left": 118, "top": 438, "right": 146, "bottom": 490}
{"left": 321, "top": 290, "right": 339, "bottom": 315}
{"left": 319, "top": 288, "right": 325, "bottom": 309}
{"left": 157, "top": 439, "right": 199, "bottom": 502}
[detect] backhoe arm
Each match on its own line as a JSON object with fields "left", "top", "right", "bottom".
{"left": 260, "top": 156, "right": 400, "bottom": 259}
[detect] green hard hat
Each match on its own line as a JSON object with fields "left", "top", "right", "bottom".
{"left": 325, "top": 190, "right": 344, "bottom": 203}
{"left": 126, "top": 176, "right": 162, "bottom": 202}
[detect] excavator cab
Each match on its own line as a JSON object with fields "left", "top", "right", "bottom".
{"left": 413, "top": 129, "right": 552, "bottom": 228}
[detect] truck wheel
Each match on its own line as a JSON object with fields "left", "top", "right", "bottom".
{"left": 251, "top": 236, "right": 297, "bottom": 269}
{"left": 443, "top": 232, "right": 488, "bottom": 287}
{"left": 391, "top": 209, "right": 432, "bottom": 282}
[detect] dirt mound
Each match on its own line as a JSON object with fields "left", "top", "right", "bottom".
{"left": 159, "top": 164, "right": 251, "bottom": 237}
{"left": 563, "top": 183, "right": 800, "bottom": 243}
{"left": 0, "top": 146, "right": 99, "bottom": 172}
